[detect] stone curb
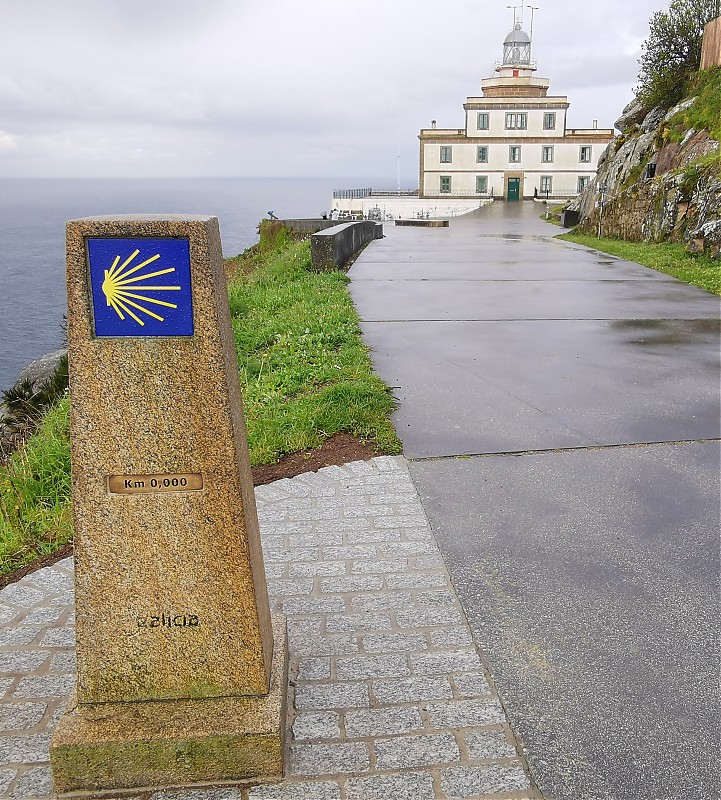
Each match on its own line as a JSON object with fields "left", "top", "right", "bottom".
{"left": 0, "top": 456, "right": 541, "bottom": 800}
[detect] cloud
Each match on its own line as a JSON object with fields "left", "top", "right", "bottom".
{"left": 0, "top": 0, "right": 663, "bottom": 178}
{"left": 0, "top": 131, "right": 17, "bottom": 149}
{"left": 547, "top": 52, "right": 641, "bottom": 92}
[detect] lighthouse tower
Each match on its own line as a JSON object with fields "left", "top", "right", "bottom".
{"left": 481, "top": 21, "right": 550, "bottom": 98}
{"left": 501, "top": 22, "right": 533, "bottom": 72}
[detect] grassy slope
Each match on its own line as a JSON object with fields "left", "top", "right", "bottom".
{"left": 227, "top": 238, "right": 400, "bottom": 462}
{"left": 0, "top": 238, "right": 401, "bottom": 576}
{"left": 667, "top": 66, "right": 721, "bottom": 143}
{"left": 557, "top": 233, "right": 721, "bottom": 295}
{"left": 0, "top": 399, "right": 72, "bottom": 572}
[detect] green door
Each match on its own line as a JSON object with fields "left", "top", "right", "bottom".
{"left": 507, "top": 178, "right": 520, "bottom": 201}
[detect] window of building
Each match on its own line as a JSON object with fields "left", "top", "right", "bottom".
{"left": 543, "top": 112, "right": 556, "bottom": 130}
{"left": 578, "top": 176, "right": 590, "bottom": 192}
{"left": 580, "top": 146, "right": 592, "bottom": 163}
{"left": 476, "top": 175, "right": 488, "bottom": 194}
{"left": 505, "top": 112, "right": 527, "bottom": 130}
{"left": 542, "top": 146, "right": 554, "bottom": 163}
{"left": 440, "top": 146, "right": 452, "bottom": 163}
{"left": 477, "top": 112, "right": 489, "bottom": 130}
{"left": 440, "top": 176, "right": 452, "bottom": 194}
{"left": 509, "top": 146, "right": 521, "bottom": 163}
{"left": 540, "top": 175, "right": 553, "bottom": 194}
{"left": 477, "top": 146, "right": 488, "bottom": 163}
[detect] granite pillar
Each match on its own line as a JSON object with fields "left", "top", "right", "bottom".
{"left": 50, "top": 215, "right": 287, "bottom": 794}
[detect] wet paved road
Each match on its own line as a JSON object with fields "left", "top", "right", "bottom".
{"left": 349, "top": 202, "right": 721, "bottom": 800}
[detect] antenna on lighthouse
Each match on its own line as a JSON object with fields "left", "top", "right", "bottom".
{"left": 526, "top": 5, "right": 539, "bottom": 56}
{"left": 505, "top": 3, "right": 523, "bottom": 26}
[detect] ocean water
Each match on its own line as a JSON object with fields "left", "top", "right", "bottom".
{"left": 0, "top": 177, "right": 362, "bottom": 392}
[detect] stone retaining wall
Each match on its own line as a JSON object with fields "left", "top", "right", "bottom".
{"left": 280, "top": 219, "right": 342, "bottom": 235}
{"left": 310, "top": 221, "right": 383, "bottom": 272}
{"left": 395, "top": 220, "right": 449, "bottom": 228}
{"left": 579, "top": 168, "right": 721, "bottom": 257}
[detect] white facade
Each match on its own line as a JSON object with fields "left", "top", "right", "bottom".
{"left": 419, "top": 24, "right": 614, "bottom": 201}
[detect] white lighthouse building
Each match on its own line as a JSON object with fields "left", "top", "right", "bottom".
{"left": 418, "top": 20, "right": 614, "bottom": 201}
{"left": 331, "top": 15, "right": 614, "bottom": 219}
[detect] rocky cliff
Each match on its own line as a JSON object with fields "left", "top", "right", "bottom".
{"left": 571, "top": 79, "right": 721, "bottom": 258}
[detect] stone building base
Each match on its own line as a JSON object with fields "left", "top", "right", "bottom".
{"left": 49, "top": 616, "right": 288, "bottom": 796}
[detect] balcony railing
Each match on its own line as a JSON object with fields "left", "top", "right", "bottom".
{"left": 493, "top": 59, "right": 538, "bottom": 70}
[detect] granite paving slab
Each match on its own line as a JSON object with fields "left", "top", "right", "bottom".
{"left": 0, "top": 457, "right": 540, "bottom": 800}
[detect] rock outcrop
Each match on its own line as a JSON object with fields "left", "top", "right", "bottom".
{"left": 614, "top": 98, "right": 646, "bottom": 133}
{"left": 0, "top": 347, "right": 68, "bottom": 459}
{"left": 10, "top": 348, "right": 67, "bottom": 395}
{"left": 571, "top": 97, "right": 721, "bottom": 257}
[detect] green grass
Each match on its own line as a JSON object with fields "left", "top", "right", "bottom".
{"left": 0, "top": 398, "right": 72, "bottom": 574}
{"left": 557, "top": 233, "right": 721, "bottom": 295}
{"left": 0, "top": 237, "right": 401, "bottom": 577}
{"left": 665, "top": 67, "right": 721, "bottom": 144}
{"left": 227, "top": 238, "right": 401, "bottom": 463}
{"left": 660, "top": 67, "right": 721, "bottom": 185}
{"left": 540, "top": 204, "right": 566, "bottom": 226}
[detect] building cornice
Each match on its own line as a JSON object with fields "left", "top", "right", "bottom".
{"left": 482, "top": 76, "right": 549, "bottom": 86}
{"left": 464, "top": 98, "right": 569, "bottom": 110}
{"left": 564, "top": 131, "right": 615, "bottom": 140}
{"left": 419, "top": 133, "right": 614, "bottom": 143}
{"left": 418, "top": 131, "right": 467, "bottom": 140}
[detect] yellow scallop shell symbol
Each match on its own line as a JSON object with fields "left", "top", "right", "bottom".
{"left": 101, "top": 249, "right": 181, "bottom": 327}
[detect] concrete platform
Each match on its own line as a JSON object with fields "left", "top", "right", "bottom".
{"left": 358, "top": 317, "right": 720, "bottom": 457}
{"left": 411, "top": 443, "right": 720, "bottom": 800}
{"left": 348, "top": 201, "right": 721, "bottom": 800}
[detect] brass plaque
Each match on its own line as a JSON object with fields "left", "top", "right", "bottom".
{"left": 108, "top": 473, "right": 204, "bottom": 495}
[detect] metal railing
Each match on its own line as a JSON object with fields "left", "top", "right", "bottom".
{"left": 332, "top": 188, "right": 372, "bottom": 199}
{"left": 493, "top": 59, "right": 538, "bottom": 70}
{"left": 536, "top": 190, "right": 579, "bottom": 198}
{"left": 333, "top": 188, "right": 420, "bottom": 199}
{"left": 433, "top": 190, "right": 495, "bottom": 198}
{"left": 428, "top": 190, "right": 580, "bottom": 199}
{"left": 368, "top": 189, "right": 419, "bottom": 197}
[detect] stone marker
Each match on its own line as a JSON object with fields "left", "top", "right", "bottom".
{"left": 50, "top": 215, "right": 287, "bottom": 793}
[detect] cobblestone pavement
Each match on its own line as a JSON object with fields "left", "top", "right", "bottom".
{"left": 0, "top": 457, "right": 540, "bottom": 800}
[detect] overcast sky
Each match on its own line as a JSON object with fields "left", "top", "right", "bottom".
{"left": 0, "top": 0, "right": 664, "bottom": 184}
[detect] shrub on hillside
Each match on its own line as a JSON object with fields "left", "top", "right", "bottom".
{"left": 637, "top": 0, "right": 720, "bottom": 111}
